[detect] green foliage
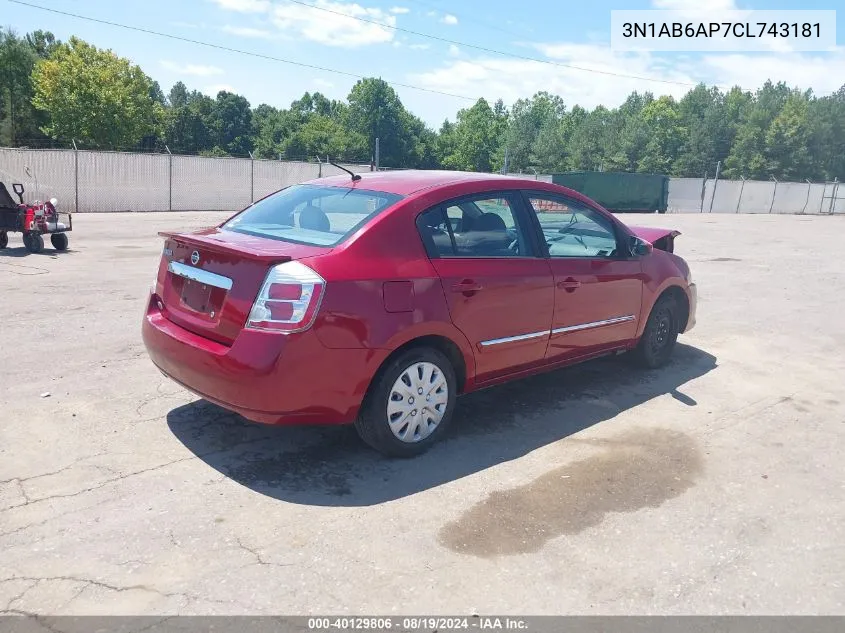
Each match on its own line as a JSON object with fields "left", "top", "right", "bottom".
{"left": 0, "top": 28, "right": 55, "bottom": 145}
{"left": 6, "top": 31, "right": 845, "bottom": 181}
{"left": 440, "top": 98, "right": 507, "bottom": 172}
{"left": 31, "top": 37, "right": 162, "bottom": 148}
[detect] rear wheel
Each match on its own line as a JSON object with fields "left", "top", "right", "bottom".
{"left": 0, "top": 231, "right": 7, "bottom": 249}
{"left": 632, "top": 295, "right": 679, "bottom": 368}
{"left": 355, "top": 347, "right": 457, "bottom": 457}
{"left": 23, "top": 232, "right": 44, "bottom": 254}
{"left": 51, "top": 233, "right": 68, "bottom": 251}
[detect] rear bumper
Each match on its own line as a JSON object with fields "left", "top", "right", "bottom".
{"left": 684, "top": 283, "right": 697, "bottom": 333}
{"left": 142, "top": 296, "right": 378, "bottom": 425}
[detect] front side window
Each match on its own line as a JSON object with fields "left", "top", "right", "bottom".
{"left": 526, "top": 195, "right": 619, "bottom": 258}
{"left": 416, "top": 194, "right": 532, "bottom": 258}
{"left": 224, "top": 184, "right": 403, "bottom": 247}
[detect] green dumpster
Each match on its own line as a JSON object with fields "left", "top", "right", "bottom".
{"left": 551, "top": 171, "right": 669, "bottom": 213}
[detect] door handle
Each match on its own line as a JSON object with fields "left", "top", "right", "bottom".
{"left": 557, "top": 278, "right": 581, "bottom": 292}
{"left": 452, "top": 280, "right": 484, "bottom": 295}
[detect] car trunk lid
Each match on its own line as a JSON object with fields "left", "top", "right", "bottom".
{"left": 156, "top": 227, "right": 330, "bottom": 344}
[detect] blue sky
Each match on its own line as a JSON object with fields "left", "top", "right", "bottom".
{"left": 4, "top": 0, "right": 844, "bottom": 126}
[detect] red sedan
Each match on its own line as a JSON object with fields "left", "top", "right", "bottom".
{"left": 143, "top": 170, "right": 696, "bottom": 457}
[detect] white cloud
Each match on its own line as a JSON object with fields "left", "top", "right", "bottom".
{"left": 412, "top": 45, "right": 694, "bottom": 110}
{"left": 313, "top": 78, "right": 335, "bottom": 88}
{"left": 448, "top": 44, "right": 460, "bottom": 57}
{"left": 389, "top": 6, "right": 409, "bottom": 14}
{"left": 701, "top": 48, "right": 845, "bottom": 95}
{"left": 411, "top": 42, "right": 845, "bottom": 120}
{"left": 271, "top": 0, "right": 396, "bottom": 47}
{"left": 440, "top": 14, "right": 458, "bottom": 26}
{"left": 409, "top": 43, "right": 430, "bottom": 50}
{"left": 161, "top": 60, "right": 225, "bottom": 76}
{"left": 222, "top": 24, "right": 274, "bottom": 38}
{"left": 211, "top": 0, "right": 271, "bottom": 12}
{"left": 203, "top": 84, "right": 238, "bottom": 96}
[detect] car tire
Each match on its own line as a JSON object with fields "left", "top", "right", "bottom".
{"left": 51, "top": 233, "right": 69, "bottom": 251}
{"left": 355, "top": 347, "right": 457, "bottom": 458}
{"left": 632, "top": 294, "right": 679, "bottom": 369}
{"left": 23, "top": 233, "right": 44, "bottom": 254}
{"left": 0, "top": 231, "right": 7, "bottom": 249}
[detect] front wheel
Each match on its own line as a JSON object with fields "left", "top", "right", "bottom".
{"left": 51, "top": 233, "right": 69, "bottom": 251}
{"left": 0, "top": 231, "right": 7, "bottom": 249}
{"left": 23, "top": 232, "right": 44, "bottom": 254}
{"left": 355, "top": 347, "right": 457, "bottom": 457}
{"left": 632, "top": 295, "right": 679, "bottom": 368}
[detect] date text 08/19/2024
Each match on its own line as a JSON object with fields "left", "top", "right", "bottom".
{"left": 307, "top": 617, "right": 529, "bottom": 630}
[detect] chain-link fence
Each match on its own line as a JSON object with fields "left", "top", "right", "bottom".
{"left": 668, "top": 176, "right": 843, "bottom": 214}
{"left": 0, "top": 147, "right": 372, "bottom": 212}
{"left": 1, "top": 147, "right": 842, "bottom": 214}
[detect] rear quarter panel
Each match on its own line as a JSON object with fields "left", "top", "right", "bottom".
{"left": 305, "top": 193, "right": 478, "bottom": 391}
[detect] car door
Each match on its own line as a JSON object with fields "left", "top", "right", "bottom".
{"left": 416, "top": 191, "right": 554, "bottom": 383}
{"left": 522, "top": 192, "right": 644, "bottom": 363}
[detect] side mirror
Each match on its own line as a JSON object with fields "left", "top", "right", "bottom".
{"left": 629, "top": 236, "right": 653, "bottom": 257}
{"left": 12, "top": 183, "right": 25, "bottom": 204}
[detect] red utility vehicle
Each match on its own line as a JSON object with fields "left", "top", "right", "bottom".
{"left": 143, "top": 170, "right": 696, "bottom": 456}
{"left": 0, "top": 182, "right": 71, "bottom": 253}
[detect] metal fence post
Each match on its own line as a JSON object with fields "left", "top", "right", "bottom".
{"left": 801, "top": 179, "right": 812, "bottom": 214}
{"left": 735, "top": 176, "right": 746, "bottom": 213}
{"left": 699, "top": 173, "right": 707, "bottom": 213}
{"left": 708, "top": 160, "right": 721, "bottom": 213}
{"left": 249, "top": 151, "right": 255, "bottom": 203}
{"left": 165, "top": 145, "right": 172, "bottom": 211}
{"left": 829, "top": 178, "right": 839, "bottom": 214}
{"left": 72, "top": 139, "right": 79, "bottom": 214}
{"left": 769, "top": 176, "right": 779, "bottom": 214}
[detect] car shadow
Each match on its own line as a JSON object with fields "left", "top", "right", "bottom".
{"left": 167, "top": 343, "right": 716, "bottom": 507}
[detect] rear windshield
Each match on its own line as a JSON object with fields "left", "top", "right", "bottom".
{"left": 222, "top": 184, "right": 403, "bottom": 247}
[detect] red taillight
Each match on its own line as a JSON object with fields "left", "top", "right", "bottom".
{"left": 246, "top": 261, "right": 325, "bottom": 333}
{"left": 267, "top": 283, "right": 302, "bottom": 301}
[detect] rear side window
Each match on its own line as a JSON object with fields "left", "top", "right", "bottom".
{"left": 224, "top": 184, "right": 403, "bottom": 246}
{"left": 416, "top": 194, "right": 533, "bottom": 258}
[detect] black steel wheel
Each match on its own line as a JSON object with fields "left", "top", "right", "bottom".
{"left": 51, "top": 233, "right": 69, "bottom": 251}
{"left": 23, "top": 232, "right": 44, "bottom": 254}
{"left": 632, "top": 295, "right": 679, "bottom": 369}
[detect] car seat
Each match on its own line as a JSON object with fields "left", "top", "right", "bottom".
{"left": 299, "top": 204, "right": 330, "bottom": 232}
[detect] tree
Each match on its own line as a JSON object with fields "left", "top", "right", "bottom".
{"left": 209, "top": 91, "right": 252, "bottom": 155}
{"left": 0, "top": 29, "right": 54, "bottom": 145}
{"left": 724, "top": 81, "right": 790, "bottom": 179}
{"left": 31, "top": 36, "right": 162, "bottom": 148}
{"left": 281, "top": 115, "right": 368, "bottom": 162}
{"left": 169, "top": 81, "right": 188, "bottom": 109}
{"left": 504, "top": 92, "right": 565, "bottom": 172}
{"left": 807, "top": 85, "right": 845, "bottom": 180}
{"left": 637, "top": 96, "right": 682, "bottom": 174}
{"left": 765, "top": 91, "right": 812, "bottom": 180}
{"left": 345, "top": 78, "right": 419, "bottom": 167}
{"left": 441, "top": 98, "right": 506, "bottom": 172}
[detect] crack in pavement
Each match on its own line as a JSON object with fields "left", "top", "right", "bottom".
{"left": 0, "top": 574, "right": 238, "bottom": 611}
{"left": 0, "top": 434, "right": 284, "bottom": 540}
{"left": 235, "top": 538, "right": 294, "bottom": 570}
{"left": 2, "top": 579, "right": 39, "bottom": 612}
{"left": 0, "top": 451, "right": 110, "bottom": 488}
